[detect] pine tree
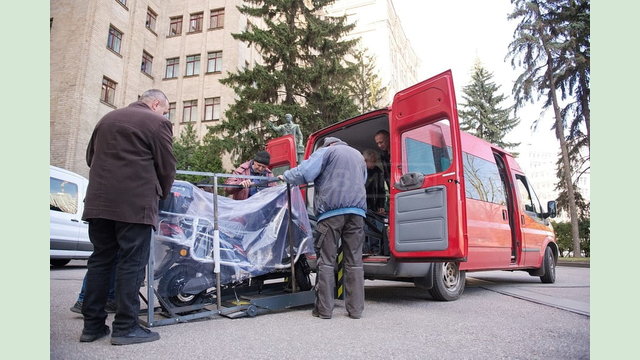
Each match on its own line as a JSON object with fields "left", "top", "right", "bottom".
{"left": 458, "top": 61, "right": 520, "bottom": 150}
{"left": 348, "top": 48, "right": 388, "bottom": 113}
{"left": 207, "top": 0, "right": 359, "bottom": 165}
{"left": 173, "top": 123, "right": 224, "bottom": 182}
{"left": 507, "top": 0, "right": 584, "bottom": 257}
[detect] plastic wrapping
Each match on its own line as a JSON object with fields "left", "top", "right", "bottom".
{"left": 153, "top": 180, "right": 314, "bottom": 301}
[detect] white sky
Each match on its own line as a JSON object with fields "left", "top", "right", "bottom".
{"left": 392, "top": 0, "right": 559, "bottom": 149}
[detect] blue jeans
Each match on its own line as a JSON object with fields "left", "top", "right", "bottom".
{"left": 77, "top": 258, "right": 117, "bottom": 302}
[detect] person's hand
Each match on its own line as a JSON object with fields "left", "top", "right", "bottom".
{"left": 377, "top": 208, "right": 386, "bottom": 215}
{"left": 240, "top": 179, "right": 252, "bottom": 188}
{"left": 277, "top": 175, "right": 285, "bottom": 182}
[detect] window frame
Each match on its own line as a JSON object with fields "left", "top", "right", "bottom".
{"left": 209, "top": 8, "right": 224, "bottom": 29}
{"left": 141, "top": 51, "right": 153, "bottom": 75}
{"left": 182, "top": 100, "right": 198, "bottom": 122}
{"left": 185, "top": 54, "right": 201, "bottom": 76}
{"left": 165, "top": 57, "right": 179, "bottom": 79}
{"left": 146, "top": 7, "right": 157, "bottom": 32}
{"left": 166, "top": 102, "right": 176, "bottom": 122}
{"left": 169, "top": 16, "right": 183, "bottom": 36}
{"left": 107, "top": 25, "right": 123, "bottom": 54}
{"left": 206, "top": 51, "right": 223, "bottom": 73}
{"left": 101, "top": 77, "right": 117, "bottom": 105}
{"left": 204, "top": 97, "right": 221, "bottom": 121}
{"left": 189, "top": 12, "right": 204, "bottom": 33}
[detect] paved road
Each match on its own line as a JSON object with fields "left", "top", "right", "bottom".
{"left": 51, "top": 261, "right": 589, "bottom": 359}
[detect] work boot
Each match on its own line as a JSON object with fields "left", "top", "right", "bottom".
{"left": 111, "top": 326, "right": 160, "bottom": 345}
{"left": 311, "top": 308, "right": 331, "bottom": 319}
{"left": 80, "top": 325, "right": 110, "bottom": 342}
{"left": 70, "top": 300, "right": 82, "bottom": 314}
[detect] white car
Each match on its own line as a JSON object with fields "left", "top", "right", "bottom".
{"left": 50, "top": 165, "right": 92, "bottom": 266}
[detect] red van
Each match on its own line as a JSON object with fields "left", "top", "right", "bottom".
{"left": 267, "top": 70, "right": 558, "bottom": 301}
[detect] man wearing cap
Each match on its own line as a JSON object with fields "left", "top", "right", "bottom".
{"left": 279, "top": 137, "right": 367, "bottom": 319}
{"left": 225, "top": 150, "right": 275, "bottom": 200}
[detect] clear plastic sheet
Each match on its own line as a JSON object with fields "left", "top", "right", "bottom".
{"left": 153, "top": 180, "right": 314, "bottom": 299}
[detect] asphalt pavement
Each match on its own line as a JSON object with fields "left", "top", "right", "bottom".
{"left": 50, "top": 261, "right": 589, "bottom": 359}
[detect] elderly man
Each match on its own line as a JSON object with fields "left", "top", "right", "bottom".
{"left": 225, "top": 150, "right": 275, "bottom": 200}
{"left": 280, "top": 137, "right": 367, "bottom": 319}
{"left": 81, "top": 89, "right": 176, "bottom": 345}
{"left": 374, "top": 129, "right": 391, "bottom": 189}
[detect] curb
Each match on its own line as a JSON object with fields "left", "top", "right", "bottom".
{"left": 557, "top": 261, "right": 590, "bottom": 268}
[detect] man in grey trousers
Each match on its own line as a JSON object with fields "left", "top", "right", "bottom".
{"left": 280, "top": 137, "right": 367, "bottom": 319}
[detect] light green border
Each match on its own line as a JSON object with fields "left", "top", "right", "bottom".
{"left": 591, "top": 0, "right": 637, "bottom": 357}
{"left": 1, "top": 1, "right": 49, "bottom": 357}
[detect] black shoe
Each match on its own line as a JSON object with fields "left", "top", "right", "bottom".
{"left": 80, "top": 325, "right": 110, "bottom": 342}
{"left": 105, "top": 300, "right": 117, "bottom": 313}
{"left": 311, "top": 309, "right": 331, "bottom": 319}
{"left": 348, "top": 312, "right": 362, "bottom": 319}
{"left": 111, "top": 326, "right": 160, "bottom": 345}
{"left": 70, "top": 301, "right": 82, "bottom": 314}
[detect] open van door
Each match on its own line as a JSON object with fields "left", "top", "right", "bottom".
{"left": 266, "top": 134, "right": 297, "bottom": 176}
{"left": 389, "top": 70, "right": 467, "bottom": 261}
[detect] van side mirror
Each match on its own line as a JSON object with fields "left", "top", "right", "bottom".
{"left": 545, "top": 201, "right": 557, "bottom": 219}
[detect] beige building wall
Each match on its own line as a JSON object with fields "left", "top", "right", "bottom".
{"left": 325, "top": 0, "right": 419, "bottom": 105}
{"left": 51, "top": 0, "right": 417, "bottom": 176}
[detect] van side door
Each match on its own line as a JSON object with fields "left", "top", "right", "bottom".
{"left": 389, "top": 70, "right": 467, "bottom": 260}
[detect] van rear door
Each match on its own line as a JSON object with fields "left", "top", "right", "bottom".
{"left": 390, "top": 70, "right": 467, "bottom": 260}
{"left": 266, "top": 134, "right": 297, "bottom": 176}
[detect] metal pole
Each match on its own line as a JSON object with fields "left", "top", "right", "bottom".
{"left": 213, "top": 174, "right": 222, "bottom": 309}
{"left": 287, "top": 183, "right": 296, "bottom": 293}
{"left": 147, "top": 227, "right": 155, "bottom": 325}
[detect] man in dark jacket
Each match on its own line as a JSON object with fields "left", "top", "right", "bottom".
{"left": 80, "top": 89, "right": 176, "bottom": 345}
{"left": 280, "top": 137, "right": 367, "bottom": 319}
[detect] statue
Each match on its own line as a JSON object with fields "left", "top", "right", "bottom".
{"left": 268, "top": 114, "right": 304, "bottom": 162}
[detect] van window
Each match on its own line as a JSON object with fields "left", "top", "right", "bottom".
{"left": 463, "top": 153, "right": 506, "bottom": 205}
{"left": 515, "top": 175, "right": 542, "bottom": 216}
{"left": 50, "top": 177, "right": 79, "bottom": 214}
{"left": 401, "top": 119, "right": 452, "bottom": 176}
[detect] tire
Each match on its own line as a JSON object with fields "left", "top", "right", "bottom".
{"left": 429, "top": 262, "right": 465, "bottom": 301}
{"left": 157, "top": 265, "right": 206, "bottom": 308}
{"left": 540, "top": 246, "right": 557, "bottom": 283}
{"left": 294, "top": 255, "right": 312, "bottom": 291}
{"left": 50, "top": 259, "right": 71, "bottom": 267}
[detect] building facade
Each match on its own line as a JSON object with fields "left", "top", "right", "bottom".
{"left": 50, "top": 0, "right": 417, "bottom": 176}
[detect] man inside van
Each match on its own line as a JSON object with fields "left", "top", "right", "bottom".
{"left": 279, "top": 137, "right": 367, "bottom": 319}
{"left": 374, "top": 130, "right": 391, "bottom": 189}
{"left": 81, "top": 89, "right": 176, "bottom": 345}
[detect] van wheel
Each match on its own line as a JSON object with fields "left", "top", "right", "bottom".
{"left": 429, "top": 262, "right": 465, "bottom": 301}
{"left": 540, "top": 247, "right": 556, "bottom": 283}
{"left": 50, "top": 259, "right": 71, "bottom": 267}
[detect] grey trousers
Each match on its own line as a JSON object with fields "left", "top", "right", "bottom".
{"left": 314, "top": 214, "right": 365, "bottom": 317}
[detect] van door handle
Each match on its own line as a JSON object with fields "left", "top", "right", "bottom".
{"left": 71, "top": 219, "right": 79, "bottom": 223}
{"left": 502, "top": 209, "right": 507, "bottom": 221}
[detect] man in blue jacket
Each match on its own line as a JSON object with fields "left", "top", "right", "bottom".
{"left": 280, "top": 137, "right": 367, "bottom": 319}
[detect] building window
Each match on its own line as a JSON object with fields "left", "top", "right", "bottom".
{"left": 182, "top": 100, "right": 198, "bottom": 122}
{"left": 209, "top": 8, "right": 224, "bottom": 29}
{"left": 204, "top": 97, "right": 221, "bottom": 121}
{"left": 107, "top": 25, "right": 122, "bottom": 54}
{"left": 101, "top": 77, "right": 117, "bottom": 105}
{"left": 185, "top": 55, "right": 200, "bottom": 76}
{"left": 146, "top": 8, "right": 157, "bottom": 32}
{"left": 169, "top": 16, "right": 183, "bottom": 36}
{"left": 207, "top": 51, "right": 223, "bottom": 73}
{"left": 166, "top": 102, "right": 176, "bottom": 121}
{"left": 141, "top": 51, "right": 153, "bottom": 75}
{"left": 189, "top": 12, "right": 203, "bottom": 33}
{"left": 165, "top": 57, "right": 179, "bottom": 78}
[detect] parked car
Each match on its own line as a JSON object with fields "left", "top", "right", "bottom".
{"left": 50, "top": 165, "right": 92, "bottom": 266}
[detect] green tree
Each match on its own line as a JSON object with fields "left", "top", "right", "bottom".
{"left": 458, "top": 60, "right": 520, "bottom": 150}
{"left": 348, "top": 48, "right": 388, "bottom": 113}
{"left": 173, "top": 123, "right": 224, "bottom": 183}
{"left": 507, "top": 0, "right": 583, "bottom": 257}
{"left": 207, "top": 0, "right": 359, "bottom": 165}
